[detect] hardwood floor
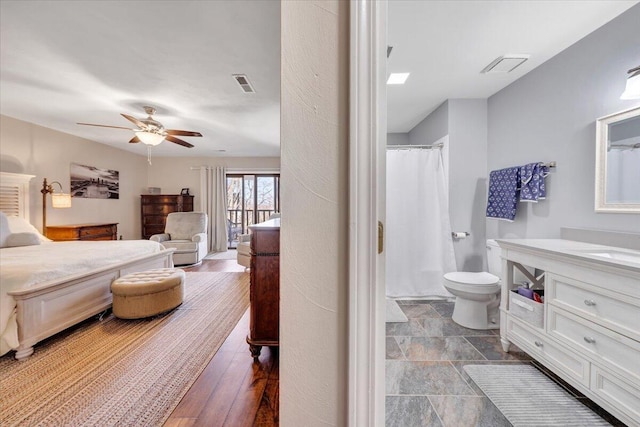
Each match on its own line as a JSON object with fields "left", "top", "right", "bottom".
{"left": 164, "top": 259, "right": 279, "bottom": 427}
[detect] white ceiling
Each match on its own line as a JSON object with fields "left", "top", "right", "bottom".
{"left": 1, "top": 1, "right": 637, "bottom": 155}
{"left": 387, "top": 0, "right": 638, "bottom": 133}
{"left": 0, "top": 1, "right": 281, "bottom": 157}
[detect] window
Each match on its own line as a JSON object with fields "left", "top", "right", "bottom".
{"left": 226, "top": 174, "right": 280, "bottom": 248}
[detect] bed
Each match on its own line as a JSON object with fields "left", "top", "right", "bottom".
{"left": 0, "top": 172, "right": 174, "bottom": 360}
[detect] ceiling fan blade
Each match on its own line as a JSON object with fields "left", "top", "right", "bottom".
{"left": 166, "top": 135, "right": 194, "bottom": 148}
{"left": 121, "top": 113, "right": 147, "bottom": 129}
{"left": 165, "top": 129, "right": 203, "bottom": 137}
{"left": 129, "top": 136, "right": 140, "bottom": 144}
{"left": 77, "top": 122, "right": 132, "bottom": 130}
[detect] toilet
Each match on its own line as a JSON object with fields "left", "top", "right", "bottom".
{"left": 443, "top": 239, "right": 503, "bottom": 330}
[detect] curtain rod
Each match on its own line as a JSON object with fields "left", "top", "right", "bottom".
{"left": 189, "top": 166, "right": 281, "bottom": 173}
{"left": 387, "top": 143, "right": 444, "bottom": 150}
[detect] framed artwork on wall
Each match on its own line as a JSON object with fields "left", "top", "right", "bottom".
{"left": 70, "top": 163, "right": 119, "bottom": 199}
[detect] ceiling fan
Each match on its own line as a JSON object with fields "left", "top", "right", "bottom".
{"left": 77, "top": 106, "right": 202, "bottom": 148}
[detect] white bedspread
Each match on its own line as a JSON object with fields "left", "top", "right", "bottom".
{"left": 0, "top": 240, "right": 164, "bottom": 355}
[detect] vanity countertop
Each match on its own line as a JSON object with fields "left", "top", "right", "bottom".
{"left": 496, "top": 239, "right": 640, "bottom": 273}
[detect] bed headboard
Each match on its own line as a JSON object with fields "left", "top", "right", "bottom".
{"left": 0, "top": 172, "right": 36, "bottom": 220}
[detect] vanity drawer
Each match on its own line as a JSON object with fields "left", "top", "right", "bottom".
{"left": 507, "top": 316, "right": 589, "bottom": 386}
{"left": 590, "top": 365, "right": 640, "bottom": 425}
{"left": 548, "top": 274, "right": 640, "bottom": 342}
{"left": 548, "top": 307, "right": 640, "bottom": 382}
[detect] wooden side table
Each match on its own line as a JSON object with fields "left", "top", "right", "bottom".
{"left": 46, "top": 223, "right": 118, "bottom": 241}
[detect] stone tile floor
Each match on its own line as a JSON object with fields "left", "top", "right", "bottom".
{"left": 385, "top": 300, "right": 624, "bottom": 427}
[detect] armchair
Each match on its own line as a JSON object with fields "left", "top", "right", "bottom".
{"left": 236, "top": 232, "right": 251, "bottom": 269}
{"left": 150, "top": 212, "right": 208, "bottom": 266}
{"left": 236, "top": 212, "right": 280, "bottom": 269}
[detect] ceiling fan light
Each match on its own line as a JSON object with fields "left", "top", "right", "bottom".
{"left": 135, "top": 130, "right": 165, "bottom": 146}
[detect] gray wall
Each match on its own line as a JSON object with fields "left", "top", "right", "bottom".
{"left": 487, "top": 4, "right": 640, "bottom": 239}
{"left": 448, "top": 99, "right": 488, "bottom": 270}
{"left": 404, "top": 99, "right": 488, "bottom": 271}
{"left": 408, "top": 100, "right": 448, "bottom": 146}
{"left": 387, "top": 132, "right": 409, "bottom": 145}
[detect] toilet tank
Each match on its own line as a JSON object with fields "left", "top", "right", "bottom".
{"left": 486, "top": 239, "right": 502, "bottom": 278}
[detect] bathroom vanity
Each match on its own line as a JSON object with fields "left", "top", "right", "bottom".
{"left": 498, "top": 239, "right": 640, "bottom": 426}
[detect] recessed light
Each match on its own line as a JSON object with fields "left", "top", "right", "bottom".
{"left": 387, "top": 73, "right": 410, "bottom": 85}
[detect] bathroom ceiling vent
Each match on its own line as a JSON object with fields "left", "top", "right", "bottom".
{"left": 481, "top": 54, "right": 530, "bottom": 74}
{"left": 233, "top": 74, "right": 255, "bottom": 93}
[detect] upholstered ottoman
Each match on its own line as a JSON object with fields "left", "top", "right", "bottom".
{"left": 111, "top": 268, "right": 185, "bottom": 319}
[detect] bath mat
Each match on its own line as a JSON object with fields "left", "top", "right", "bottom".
{"left": 386, "top": 299, "right": 408, "bottom": 322}
{"left": 463, "top": 365, "right": 611, "bottom": 426}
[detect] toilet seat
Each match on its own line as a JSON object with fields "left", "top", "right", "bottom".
{"left": 444, "top": 272, "right": 499, "bottom": 285}
{"left": 444, "top": 272, "right": 499, "bottom": 293}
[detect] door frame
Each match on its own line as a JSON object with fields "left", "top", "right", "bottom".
{"left": 348, "top": 1, "right": 387, "bottom": 426}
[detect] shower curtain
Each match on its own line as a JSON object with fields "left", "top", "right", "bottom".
{"left": 386, "top": 148, "right": 457, "bottom": 298}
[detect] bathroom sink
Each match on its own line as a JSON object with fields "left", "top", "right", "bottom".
{"left": 579, "top": 250, "right": 640, "bottom": 265}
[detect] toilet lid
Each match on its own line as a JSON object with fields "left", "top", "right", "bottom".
{"left": 444, "top": 272, "right": 499, "bottom": 285}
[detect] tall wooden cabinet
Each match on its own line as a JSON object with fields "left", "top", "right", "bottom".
{"left": 247, "top": 218, "right": 280, "bottom": 360}
{"left": 140, "top": 194, "right": 194, "bottom": 239}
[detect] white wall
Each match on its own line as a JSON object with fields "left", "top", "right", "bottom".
{"left": 487, "top": 4, "right": 640, "bottom": 239}
{"left": 146, "top": 156, "right": 280, "bottom": 210}
{"left": 280, "top": 0, "right": 349, "bottom": 425}
{"left": 1, "top": 115, "right": 281, "bottom": 239}
{"left": 0, "top": 115, "right": 147, "bottom": 239}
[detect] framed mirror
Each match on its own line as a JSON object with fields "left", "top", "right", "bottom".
{"left": 595, "top": 106, "right": 640, "bottom": 213}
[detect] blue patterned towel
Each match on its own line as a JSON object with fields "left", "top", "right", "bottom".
{"left": 520, "top": 163, "right": 549, "bottom": 202}
{"left": 486, "top": 167, "right": 521, "bottom": 221}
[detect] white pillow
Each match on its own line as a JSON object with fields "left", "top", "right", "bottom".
{"left": 5, "top": 232, "right": 41, "bottom": 247}
{"left": 6, "top": 216, "right": 51, "bottom": 243}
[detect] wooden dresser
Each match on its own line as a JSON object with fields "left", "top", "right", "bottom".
{"left": 140, "top": 194, "right": 194, "bottom": 239}
{"left": 46, "top": 223, "right": 118, "bottom": 241}
{"left": 247, "top": 218, "right": 280, "bottom": 360}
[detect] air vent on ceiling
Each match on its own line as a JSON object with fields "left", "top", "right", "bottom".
{"left": 233, "top": 74, "right": 255, "bottom": 93}
{"left": 481, "top": 54, "right": 530, "bottom": 74}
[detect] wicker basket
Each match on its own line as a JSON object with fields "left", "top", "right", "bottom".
{"left": 509, "top": 289, "right": 544, "bottom": 329}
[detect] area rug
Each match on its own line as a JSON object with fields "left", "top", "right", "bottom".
{"left": 464, "top": 365, "right": 611, "bottom": 426}
{"left": 0, "top": 271, "right": 249, "bottom": 427}
{"left": 386, "top": 299, "right": 408, "bottom": 322}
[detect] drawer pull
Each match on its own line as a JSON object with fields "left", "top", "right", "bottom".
{"left": 583, "top": 336, "right": 596, "bottom": 344}
{"left": 583, "top": 299, "right": 596, "bottom": 307}
{"left": 534, "top": 341, "right": 543, "bottom": 347}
